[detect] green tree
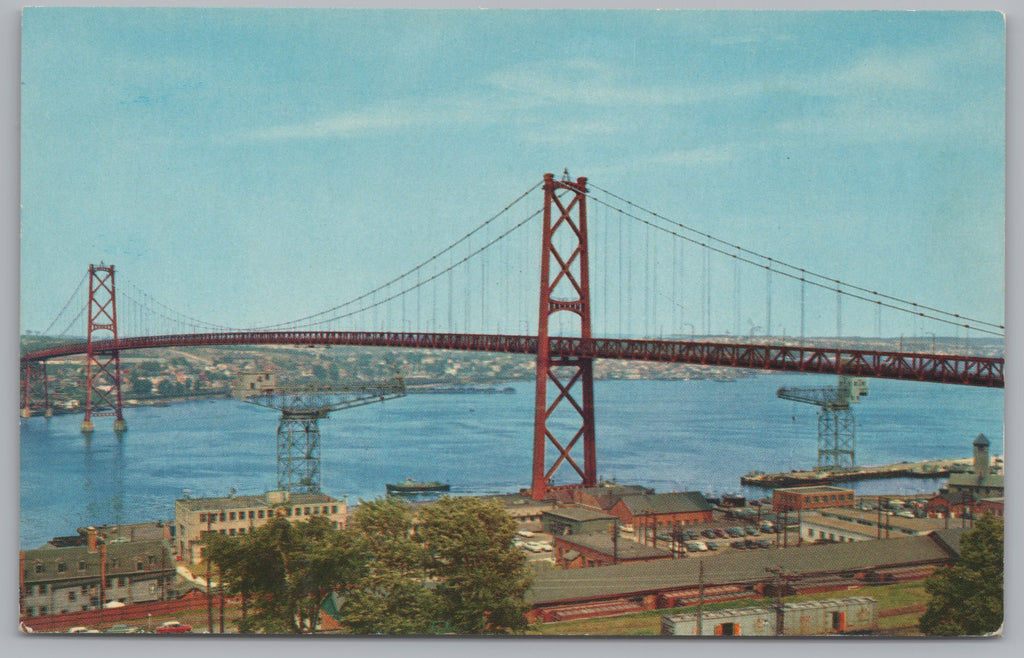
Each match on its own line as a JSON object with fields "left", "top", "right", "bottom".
{"left": 338, "top": 497, "right": 439, "bottom": 634}
{"left": 130, "top": 376, "right": 152, "bottom": 396}
{"left": 416, "top": 496, "right": 531, "bottom": 634}
{"left": 206, "top": 516, "right": 365, "bottom": 634}
{"left": 919, "top": 514, "right": 1003, "bottom": 636}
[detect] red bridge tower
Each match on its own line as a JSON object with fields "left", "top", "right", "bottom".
{"left": 81, "top": 263, "right": 127, "bottom": 433}
{"left": 531, "top": 172, "right": 596, "bottom": 499}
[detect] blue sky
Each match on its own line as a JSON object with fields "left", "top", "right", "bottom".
{"left": 19, "top": 8, "right": 1005, "bottom": 340}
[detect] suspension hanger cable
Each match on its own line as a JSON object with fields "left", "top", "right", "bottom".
{"left": 587, "top": 188, "right": 1004, "bottom": 338}
{"left": 253, "top": 181, "right": 543, "bottom": 331}
{"left": 589, "top": 183, "right": 1004, "bottom": 334}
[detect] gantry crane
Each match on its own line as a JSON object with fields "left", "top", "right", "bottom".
{"left": 244, "top": 377, "right": 406, "bottom": 493}
{"left": 776, "top": 376, "right": 868, "bottom": 471}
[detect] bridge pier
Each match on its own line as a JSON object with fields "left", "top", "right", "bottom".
{"left": 81, "top": 419, "right": 94, "bottom": 434}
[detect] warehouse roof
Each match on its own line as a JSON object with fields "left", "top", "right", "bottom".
{"left": 175, "top": 491, "right": 339, "bottom": 511}
{"left": 555, "top": 533, "right": 673, "bottom": 561}
{"left": 544, "top": 507, "right": 617, "bottom": 522}
{"left": 527, "top": 530, "right": 962, "bottom": 605}
{"left": 616, "top": 491, "right": 713, "bottom": 515}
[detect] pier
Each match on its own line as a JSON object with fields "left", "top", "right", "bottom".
{"left": 740, "top": 457, "right": 973, "bottom": 489}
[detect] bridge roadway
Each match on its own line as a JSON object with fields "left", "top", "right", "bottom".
{"left": 20, "top": 331, "right": 1004, "bottom": 388}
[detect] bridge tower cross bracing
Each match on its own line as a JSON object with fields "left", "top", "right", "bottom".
{"left": 81, "top": 264, "right": 126, "bottom": 434}
{"left": 531, "top": 172, "right": 597, "bottom": 500}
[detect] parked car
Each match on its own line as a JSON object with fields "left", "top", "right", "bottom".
{"left": 655, "top": 533, "right": 674, "bottom": 543}
{"left": 154, "top": 621, "right": 192, "bottom": 634}
{"left": 760, "top": 523, "right": 775, "bottom": 533}
{"left": 104, "top": 624, "right": 140, "bottom": 634}
{"left": 702, "top": 529, "right": 717, "bottom": 539}
{"left": 729, "top": 540, "right": 747, "bottom": 549}
{"left": 68, "top": 626, "right": 100, "bottom": 633}
{"left": 727, "top": 527, "right": 744, "bottom": 537}
{"left": 694, "top": 541, "right": 709, "bottom": 551}
{"left": 705, "top": 541, "right": 719, "bottom": 551}
{"left": 757, "top": 538, "right": 773, "bottom": 548}
{"left": 713, "top": 528, "right": 727, "bottom": 538}
{"left": 685, "top": 530, "right": 699, "bottom": 540}
{"left": 517, "top": 530, "right": 535, "bottom": 538}
{"left": 684, "top": 542, "right": 702, "bottom": 552}
{"left": 744, "top": 526, "right": 759, "bottom": 535}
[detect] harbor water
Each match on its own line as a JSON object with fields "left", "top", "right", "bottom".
{"left": 19, "top": 373, "right": 1004, "bottom": 549}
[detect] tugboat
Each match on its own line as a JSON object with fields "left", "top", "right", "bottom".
{"left": 386, "top": 478, "right": 451, "bottom": 494}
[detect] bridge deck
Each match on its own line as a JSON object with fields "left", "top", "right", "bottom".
{"left": 20, "top": 332, "right": 1004, "bottom": 388}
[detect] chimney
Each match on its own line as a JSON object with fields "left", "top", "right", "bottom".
{"left": 87, "top": 527, "right": 98, "bottom": 553}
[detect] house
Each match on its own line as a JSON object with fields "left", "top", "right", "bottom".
{"left": 175, "top": 490, "right": 347, "bottom": 562}
{"left": 20, "top": 529, "right": 176, "bottom": 617}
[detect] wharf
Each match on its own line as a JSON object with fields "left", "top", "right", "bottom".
{"left": 740, "top": 457, "right": 973, "bottom": 489}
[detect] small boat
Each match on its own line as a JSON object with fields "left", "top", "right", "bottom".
{"left": 386, "top": 478, "right": 451, "bottom": 494}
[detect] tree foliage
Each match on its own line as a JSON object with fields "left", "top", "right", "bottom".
{"left": 206, "top": 496, "right": 531, "bottom": 635}
{"left": 206, "top": 515, "right": 366, "bottom": 634}
{"left": 919, "top": 514, "right": 1003, "bottom": 636}
{"left": 415, "top": 496, "right": 531, "bottom": 634}
{"left": 339, "top": 497, "right": 439, "bottom": 634}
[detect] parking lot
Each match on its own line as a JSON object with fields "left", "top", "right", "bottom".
{"left": 642, "top": 519, "right": 787, "bottom": 556}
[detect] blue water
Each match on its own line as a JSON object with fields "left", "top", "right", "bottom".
{"left": 19, "top": 374, "right": 1004, "bottom": 549}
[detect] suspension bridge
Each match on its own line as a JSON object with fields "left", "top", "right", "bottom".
{"left": 19, "top": 172, "right": 1005, "bottom": 499}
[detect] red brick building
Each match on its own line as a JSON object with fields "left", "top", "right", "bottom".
{"left": 608, "top": 492, "right": 713, "bottom": 525}
{"left": 974, "top": 497, "right": 1004, "bottom": 518}
{"left": 923, "top": 490, "right": 974, "bottom": 519}
{"left": 773, "top": 486, "right": 855, "bottom": 512}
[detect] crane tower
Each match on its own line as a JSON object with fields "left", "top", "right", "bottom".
{"left": 776, "top": 376, "right": 868, "bottom": 470}
{"left": 244, "top": 377, "right": 405, "bottom": 493}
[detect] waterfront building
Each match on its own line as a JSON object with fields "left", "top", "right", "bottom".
{"left": 798, "top": 507, "right": 948, "bottom": 543}
{"left": 944, "top": 434, "right": 1004, "bottom": 499}
{"left": 772, "top": 486, "right": 855, "bottom": 512}
{"left": 231, "top": 371, "right": 278, "bottom": 398}
{"left": 20, "top": 528, "right": 175, "bottom": 617}
{"left": 174, "top": 490, "right": 347, "bottom": 562}
{"left": 607, "top": 491, "right": 715, "bottom": 531}
{"left": 550, "top": 482, "right": 654, "bottom": 508}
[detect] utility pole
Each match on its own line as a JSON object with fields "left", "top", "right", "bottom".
{"left": 696, "top": 559, "right": 705, "bottom": 636}
{"left": 766, "top": 567, "right": 801, "bottom": 636}
{"left": 206, "top": 515, "right": 213, "bottom": 633}
{"left": 611, "top": 520, "right": 619, "bottom": 565}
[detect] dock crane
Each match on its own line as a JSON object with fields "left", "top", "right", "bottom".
{"left": 776, "top": 376, "right": 868, "bottom": 471}
{"left": 244, "top": 376, "right": 406, "bottom": 493}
